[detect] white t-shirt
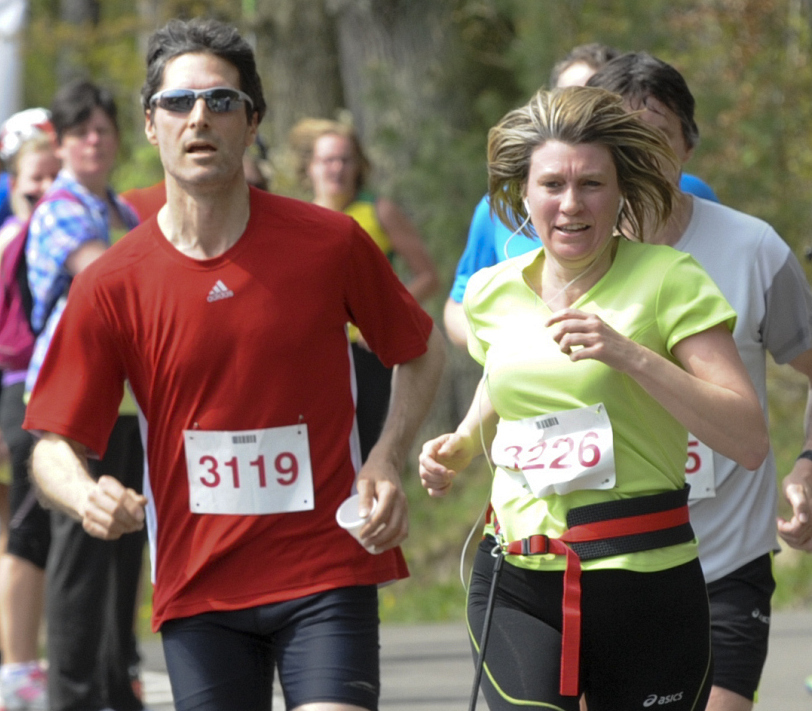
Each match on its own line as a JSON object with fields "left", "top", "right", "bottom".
{"left": 676, "top": 196, "right": 812, "bottom": 583}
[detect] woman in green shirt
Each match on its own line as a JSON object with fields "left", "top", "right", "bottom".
{"left": 419, "top": 87, "right": 767, "bottom": 711}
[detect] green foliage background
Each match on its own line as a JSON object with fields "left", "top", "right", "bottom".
{"left": 17, "top": 0, "right": 812, "bottom": 621}
{"left": 19, "top": 1, "right": 812, "bottom": 264}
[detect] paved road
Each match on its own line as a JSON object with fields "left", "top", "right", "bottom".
{"left": 140, "top": 610, "right": 812, "bottom": 710}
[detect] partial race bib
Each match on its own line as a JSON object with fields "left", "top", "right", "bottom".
{"left": 184, "top": 425, "right": 315, "bottom": 515}
{"left": 491, "top": 403, "right": 616, "bottom": 497}
{"left": 685, "top": 435, "right": 715, "bottom": 499}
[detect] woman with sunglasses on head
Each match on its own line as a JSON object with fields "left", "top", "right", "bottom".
{"left": 418, "top": 87, "right": 768, "bottom": 711}
{"left": 288, "top": 118, "right": 439, "bottom": 462}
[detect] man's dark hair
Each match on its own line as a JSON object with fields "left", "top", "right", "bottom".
{"left": 141, "top": 17, "right": 266, "bottom": 124}
{"left": 586, "top": 52, "right": 700, "bottom": 150}
{"left": 549, "top": 43, "right": 622, "bottom": 87}
{"left": 50, "top": 80, "right": 118, "bottom": 143}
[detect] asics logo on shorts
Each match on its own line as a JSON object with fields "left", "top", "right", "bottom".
{"left": 751, "top": 607, "right": 770, "bottom": 624}
{"left": 207, "top": 280, "right": 234, "bottom": 302}
{"left": 644, "top": 691, "right": 683, "bottom": 707}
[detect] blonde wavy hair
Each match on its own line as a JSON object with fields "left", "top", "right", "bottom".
{"left": 487, "top": 86, "right": 679, "bottom": 240}
{"left": 288, "top": 117, "right": 370, "bottom": 192}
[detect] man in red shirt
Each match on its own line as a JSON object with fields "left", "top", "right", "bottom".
{"left": 25, "top": 17, "right": 444, "bottom": 711}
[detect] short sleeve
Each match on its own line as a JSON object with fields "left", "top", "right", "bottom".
{"left": 462, "top": 267, "right": 490, "bottom": 366}
{"left": 29, "top": 198, "right": 97, "bottom": 270}
{"left": 761, "top": 249, "right": 812, "bottom": 364}
{"left": 657, "top": 252, "right": 737, "bottom": 354}
{"left": 344, "top": 220, "right": 433, "bottom": 368}
{"left": 23, "top": 273, "right": 125, "bottom": 458}
{"left": 27, "top": 198, "right": 101, "bottom": 331}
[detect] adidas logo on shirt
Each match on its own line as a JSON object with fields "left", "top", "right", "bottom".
{"left": 207, "top": 280, "right": 234, "bottom": 302}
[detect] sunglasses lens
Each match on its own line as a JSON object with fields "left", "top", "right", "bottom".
{"left": 157, "top": 91, "right": 196, "bottom": 112}
{"left": 206, "top": 89, "right": 241, "bottom": 113}
{"left": 151, "top": 88, "right": 251, "bottom": 113}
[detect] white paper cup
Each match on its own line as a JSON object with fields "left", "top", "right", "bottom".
{"left": 336, "top": 494, "right": 378, "bottom": 551}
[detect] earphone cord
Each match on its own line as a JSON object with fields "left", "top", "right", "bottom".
{"left": 533, "top": 231, "right": 619, "bottom": 309}
{"left": 502, "top": 213, "right": 532, "bottom": 261}
{"left": 458, "top": 367, "right": 499, "bottom": 591}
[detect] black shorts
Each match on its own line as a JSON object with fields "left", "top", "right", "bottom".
{"left": 160, "top": 585, "right": 380, "bottom": 711}
{"left": 0, "top": 381, "right": 50, "bottom": 569}
{"left": 467, "top": 536, "right": 713, "bottom": 711}
{"left": 706, "top": 553, "right": 775, "bottom": 700}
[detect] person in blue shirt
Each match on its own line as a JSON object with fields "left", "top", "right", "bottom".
{"left": 680, "top": 172, "right": 718, "bottom": 202}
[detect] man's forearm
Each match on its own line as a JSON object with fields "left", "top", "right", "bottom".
{"left": 30, "top": 433, "right": 95, "bottom": 521}
{"left": 369, "top": 325, "right": 446, "bottom": 470}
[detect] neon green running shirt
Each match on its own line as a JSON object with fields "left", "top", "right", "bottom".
{"left": 464, "top": 238, "right": 736, "bottom": 573}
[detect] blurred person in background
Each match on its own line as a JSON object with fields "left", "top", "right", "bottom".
{"left": 22, "top": 80, "right": 145, "bottom": 711}
{"left": 0, "top": 108, "right": 60, "bottom": 711}
{"left": 550, "top": 42, "right": 622, "bottom": 88}
{"left": 290, "top": 118, "right": 439, "bottom": 461}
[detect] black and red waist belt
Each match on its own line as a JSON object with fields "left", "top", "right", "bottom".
{"left": 493, "top": 486, "right": 694, "bottom": 697}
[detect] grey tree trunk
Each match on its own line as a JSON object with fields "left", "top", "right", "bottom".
{"left": 252, "top": 0, "right": 344, "bottom": 156}
{"left": 57, "top": 0, "right": 99, "bottom": 84}
{"left": 327, "top": 0, "right": 458, "bottom": 186}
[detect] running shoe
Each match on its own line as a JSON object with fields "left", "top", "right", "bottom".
{"left": 128, "top": 663, "right": 143, "bottom": 702}
{"left": 0, "top": 663, "right": 47, "bottom": 711}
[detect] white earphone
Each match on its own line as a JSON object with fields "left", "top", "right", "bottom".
{"left": 523, "top": 196, "right": 530, "bottom": 212}
{"left": 617, "top": 195, "right": 625, "bottom": 219}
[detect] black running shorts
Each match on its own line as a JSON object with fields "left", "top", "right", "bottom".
{"left": 161, "top": 585, "right": 380, "bottom": 711}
